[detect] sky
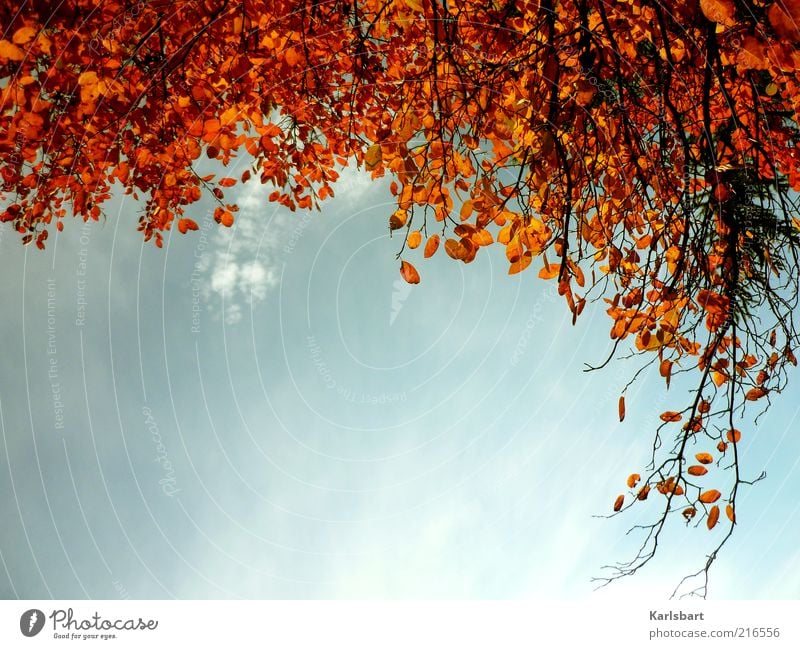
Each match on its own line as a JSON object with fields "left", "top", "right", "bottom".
{"left": 1, "top": 163, "right": 800, "bottom": 600}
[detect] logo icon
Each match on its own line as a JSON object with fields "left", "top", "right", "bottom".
{"left": 390, "top": 279, "right": 413, "bottom": 326}
{"left": 20, "top": 609, "right": 45, "bottom": 637}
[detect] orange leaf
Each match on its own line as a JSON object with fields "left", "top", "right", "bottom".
{"left": 399, "top": 260, "right": 420, "bottom": 284}
{"left": 687, "top": 465, "right": 708, "bottom": 476}
{"left": 659, "top": 411, "right": 682, "bottom": 423}
{"left": 613, "top": 494, "right": 624, "bottom": 512}
{"left": 407, "top": 230, "right": 422, "bottom": 249}
{"left": 618, "top": 396, "right": 626, "bottom": 422}
{"left": 745, "top": 387, "right": 768, "bottom": 401}
{"left": 214, "top": 208, "right": 234, "bottom": 227}
{"left": 471, "top": 229, "right": 493, "bottom": 246}
{"left": 626, "top": 473, "right": 640, "bottom": 488}
{"left": 444, "top": 238, "right": 467, "bottom": 260}
{"left": 698, "top": 489, "right": 721, "bottom": 504}
{"left": 699, "top": 0, "right": 736, "bottom": 26}
{"left": 637, "top": 485, "right": 650, "bottom": 501}
{"left": 717, "top": 441, "right": 728, "bottom": 453}
{"left": 726, "top": 504, "right": 735, "bottom": 523}
{"left": 218, "top": 177, "right": 237, "bottom": 187}
{"left": 12, "top": 26, "right": 37, "bottom": 45}
{"left": 424, "top": 234, "right": 440, "bottom": 258}
{"left": 707, "top": 505, "right": 720, "bottom": 530}
{"left": 389, "top": 211, "right": 407, "bottom": 230}
{"left": 727, "top": 429, "right": 741, "bottom": 443}
{"left": 284, "top": 47, "right": 301, "bottom": 67}
{"left": 695, "top": 452, "right": 713, "bottom": 464}
{"left": 365, "top": 144, "right": 382, "bottom": 171}
{"left": 0, "top": 39, "right": 25, "bottom": 62}
{"left": 538, "top": 262, "right": 560, "bottom": 280}
{"left": 177, "top": 218, "right": 199, "bottom": 234}
{"left": 508, "top": 252, "right": 532, "bottom": 275}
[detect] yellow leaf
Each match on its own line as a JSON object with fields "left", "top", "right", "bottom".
{"left": 407, "top": 230, "right": 422, "bottom": 249}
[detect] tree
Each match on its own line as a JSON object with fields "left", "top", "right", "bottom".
{"left": 2, "top": 0, "right": 800, "bottom": 596}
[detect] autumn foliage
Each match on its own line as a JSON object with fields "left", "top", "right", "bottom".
{"left": 3, "top": 0, "right": 800, "bottom": 594}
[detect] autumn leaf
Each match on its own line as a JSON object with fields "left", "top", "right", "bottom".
{"left": 407, "top": 230, "right": 422, "bottom": 249}
{"left": 745, "top": 387, "right": 768, "bottom": 401}
{"left": 0, "top": 39, "right": 25, "bottom": 62}
{"left": 698, "top": 489, "right": 722, "bottom": 504}
{"left": 389, "top": 210, "right": 407, "bottom": 230}
{"left": 399, "top": 260, "right": 420, "bottom": 284}
{"left": 12, "top": 26, "right": 37, "bottom": 45}
{"left": 365, "top": 144, "right": 382, "bottom": 171}
{"left": 626, "top": 473, "right": 640, "bottom": 488}
{"left": 695, "top": 452, "right": 714, "bottom": 464}
{"left": 618, "top": 396, "right": 626, "bottom": 422}
{"left": 613, "top": 494, "right": 624, "bottom": 512}
{"left": 659, "top": 411, "right": 682, "bottom": 423}
{"left": 707, "top": 505, "right": 720, "bottom": 530}
{"left": 687, "top": 465, "right": 708, "bottom": 476}
{"left": 444, "top": 238, "right": 467, "bottom": 261}
{"left": 726, "top": 504, "right": 735, "bottom": 523}
{"left": 214, "top": 208, "right": 234, "bottom": 227}
{"left": 177, "top": 218, "right": 199, "bottom": 234}
{"left": 424, "top": 234, "right": 440, "bottom": 258}
{"left": 699, "top": 0, "right": 737, "bottom": 26}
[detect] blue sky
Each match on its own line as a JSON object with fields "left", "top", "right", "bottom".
{"left": 1, "top": 164, "right": 799, "bottom": 600}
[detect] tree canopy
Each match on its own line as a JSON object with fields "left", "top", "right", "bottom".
{"left": 3, "top": 0, "right": 800, "bottom": 595}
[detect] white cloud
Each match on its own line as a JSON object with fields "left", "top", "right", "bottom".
{"left": 196, "top": 164, "right": 379, "bottom": 324}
